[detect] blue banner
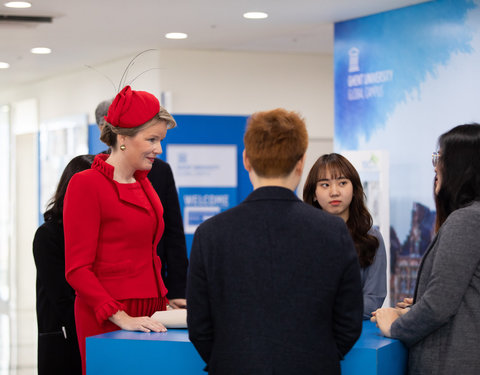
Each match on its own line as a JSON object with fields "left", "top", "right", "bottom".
{"left": 334, "top": 0, "right": 480, "bottom": 304}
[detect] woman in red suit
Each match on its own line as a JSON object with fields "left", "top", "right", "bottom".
{"left": 63, "top": 86, "right": 174, "bottom": 374}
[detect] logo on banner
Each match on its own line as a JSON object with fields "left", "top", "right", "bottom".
{"left": 178, "top": 152, "right": 187, "bottom": 163}
{"left": 346, "top": 47, "right": 394, "bottom": 101}
{"left": 348, "top": 47, "right": 360, "bottom": 73}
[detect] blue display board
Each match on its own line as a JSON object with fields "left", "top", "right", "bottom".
{"left": 88, "top": 114, "right": 252, "bottom": 256}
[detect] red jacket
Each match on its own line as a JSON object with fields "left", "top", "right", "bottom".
{"left": 64, "top": 154, "right": 168, "bottom": 324}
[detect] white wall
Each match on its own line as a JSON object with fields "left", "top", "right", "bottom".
{"left": 156, "top": 50, "right": 334, "bottom": 139}
{"left": 1, "top": 49, "right": 333, "bottom": 137}
{"left": 1, "top": 48, "right": 334, "bottom": 369}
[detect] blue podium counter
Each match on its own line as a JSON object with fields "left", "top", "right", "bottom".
{"left": 86, "top": 321, "right": 406, "bottom": 374}
{"left": 341, "top": 321, "right": 407, "bottom": 375}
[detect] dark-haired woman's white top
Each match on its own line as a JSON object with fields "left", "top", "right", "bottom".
{"left": 390, "top": 201, "right": 480, "bottom": 375}
{"left": 360, "top": 227, "right": 387, "bottom": 319}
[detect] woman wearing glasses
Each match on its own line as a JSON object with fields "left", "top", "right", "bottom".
{"left": 303, "top": 153, "right": 387, "bottom": 319}
{"left": 373, "top": 123, "right": 480, "bottom": 374}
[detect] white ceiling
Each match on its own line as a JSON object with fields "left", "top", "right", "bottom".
{"left": 0, "top": 0, "right": 428, "bottom": 88}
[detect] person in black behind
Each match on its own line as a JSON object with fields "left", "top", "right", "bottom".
{"left": 33, "top": 154, "right": 94, "bottom": 375}
{"left": 187, "top": 109, "right": 363, "bottom": 374}
{"left": 95, "top": 100, "right": 188, "bottom": 307}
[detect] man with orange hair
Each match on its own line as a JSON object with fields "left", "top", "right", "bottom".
{"left": 187, "top": 108, "right": 363, "bottom": 374}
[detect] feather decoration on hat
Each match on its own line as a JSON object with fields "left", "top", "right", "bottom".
{"left": 87, "top": 49, "right": 164, "bottom": 128}
{"left": 86, "top": 49, "right": 161, "bottom": 96}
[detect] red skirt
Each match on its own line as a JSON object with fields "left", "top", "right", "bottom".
{"left": 75, "top": 296, "right": 167, "bottom": 375}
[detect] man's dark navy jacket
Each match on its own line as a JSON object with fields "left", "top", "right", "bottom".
{"left": 187, "top": 186, "right": 363, "bottom": 375}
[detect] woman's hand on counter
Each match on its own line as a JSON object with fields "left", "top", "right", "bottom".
{"left": 168, "top": 298, "right": 187, "bottom": 309}
{"left": 395, "top": 297, "right": 413, "bottom": 309}
{"left": 371, "top": 307, "right": 400, "bottom": 337}
{"left": 109, "top": 310, "right": 167, "bottom": 332}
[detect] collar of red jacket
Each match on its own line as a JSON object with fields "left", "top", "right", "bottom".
{"left": 92, "top": 153, "right": 149, "bottom": 181}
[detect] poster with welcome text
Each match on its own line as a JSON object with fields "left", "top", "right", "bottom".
{"left": 167, "top": 144, "right": 237, "bottom": 256}
{"left": 334, "top": 0, "right": 480, "bottom": 305}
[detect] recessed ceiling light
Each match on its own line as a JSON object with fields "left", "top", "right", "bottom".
{"left": 165, "top": 32, "right": 188, "bottom": 40}
{"left": 31, "top": 47, "right": 51, "bottom": 54}
{"left": 243, "top": 11, "right": 268, "bottom": 20}
{"left": 0, "top": 62, "right": 10, "bottom": 69}
{"left": 4, "top": 1, "right": 32, "bottom": 8}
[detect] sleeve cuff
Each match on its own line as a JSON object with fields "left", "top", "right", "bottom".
{"left": 95, "top": 300, "right": 127, "bottom": 325}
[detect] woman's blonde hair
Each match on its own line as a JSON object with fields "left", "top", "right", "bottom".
{"left": 100, "top": 107, "right": 177, "bottom": 148}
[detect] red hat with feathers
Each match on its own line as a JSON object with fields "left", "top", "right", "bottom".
{"left": 105, "top": 85, "right": 160, "bottom": 128}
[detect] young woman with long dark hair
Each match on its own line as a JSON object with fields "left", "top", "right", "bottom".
{"left": 373, "top": 123, "right": 480, "bottom": 374}
{"left": 303, "top": 153, "right": 387, "bottom": 319}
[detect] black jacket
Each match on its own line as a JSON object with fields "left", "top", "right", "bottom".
{"left": 33, "top": 220, "right": 81, "bottom": 375}
{"left": 148, "top": 158, "right": 188, "bottom": 299}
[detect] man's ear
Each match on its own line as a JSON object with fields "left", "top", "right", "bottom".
{"left": 295, "top": 154, "right": 307, "bottom": 175}
{"left": 243, "top": 149, "right": 252, "bottom": 172}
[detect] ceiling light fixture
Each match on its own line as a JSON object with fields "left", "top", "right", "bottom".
{"left": 31, "top": 47, "right": 52, "bottom": 54}
{"left": 0, "top": 62, "right": 10, "bottom": 69}
{"left": 243, "top": 11, "right": 268, "bottom": 20}
{"left": 4, "top": 1, "right": 32, "bottom": 8}
{"left": 165, "top": 32, "right": 188, "bottom": 40}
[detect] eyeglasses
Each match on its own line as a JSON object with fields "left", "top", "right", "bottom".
{"left": 432, "top": 151, "right": 440, "bottom": 167}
